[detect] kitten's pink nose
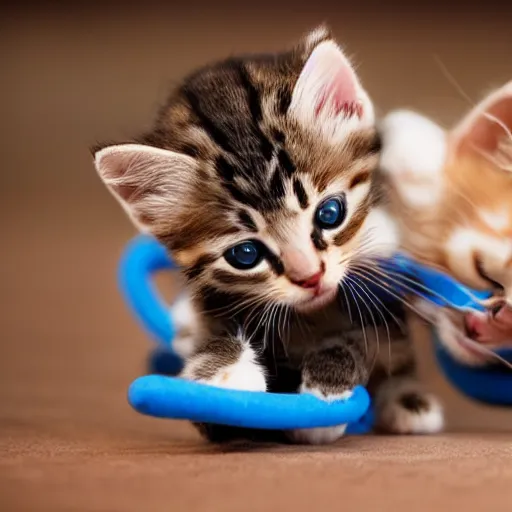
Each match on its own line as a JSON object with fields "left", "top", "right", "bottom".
{"left": 281, "top": 246, "right": 323, "bottom": 288}
{"left": 292, "top": 270, "right": 324, "bottom": 289}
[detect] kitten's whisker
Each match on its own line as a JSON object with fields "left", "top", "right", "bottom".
{"left": 349, "top": 268, "right": 406, "bottom": 333}
{"left": 344, "top": 279, "right": 369, "bottom": 356}
{"left": 339, "top": 281, "right": 354, "bottom": 325}
{"left": 433, "top": 54, "right": 476, "bottom": 109}
{"left": 349, "top": 275, "right": 392, "bottom": 374}
{"left": 206, "top": 294, "right": 264, "bottom": 318}
{"left": 251, "top": 300, "right": 275, "bottom": 348}
{"left": 346, "top": 275, "right": 379, "bottom": 364}
{"left": 351, "top": 268, "right": 433, "bottom": 323}
{"left": 350, "top": 272, "right": 396, "bottom": 343}
{"left": 354, "top": 260, "right": 474, "bottom": 309}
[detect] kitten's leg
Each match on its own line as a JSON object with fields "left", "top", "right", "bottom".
{"left": 288, "top": 336, "right": 368, "bottom": 445}
{"left": 180, "top": 331, "right": 270, "bottom": 443}
{"left": 371, "top": 323, "right": 444, "bottom": 435}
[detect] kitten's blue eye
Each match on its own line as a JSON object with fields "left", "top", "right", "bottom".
{"left": 224, "top": 240, "right": 264, "bottom": 270}
{"left": 315, "top": 196, "right": 346, "bottom": 229}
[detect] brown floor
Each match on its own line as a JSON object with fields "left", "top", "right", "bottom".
{"left": 1, "top": 3, "right": 512, "bottom": 511}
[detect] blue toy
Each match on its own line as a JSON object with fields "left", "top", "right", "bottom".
{"left": 120, "top": 235, "right": 512, "bottom": 435}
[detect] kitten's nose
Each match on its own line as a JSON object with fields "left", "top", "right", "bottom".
{"left": 293, "top": 270, "right": 324, "bottom": 289}
{"left": 281, "top": 246, "right": 323, "bottom": 288}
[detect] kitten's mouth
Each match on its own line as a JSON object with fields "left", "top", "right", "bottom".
{"left": 464, "top": 303, "right": 512, "bottom": 347}
{"left": 294, "top": 286, "right": 337, "bottom": 313}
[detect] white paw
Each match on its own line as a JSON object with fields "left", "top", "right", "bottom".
{"left": 379, "top": 109, "right": 447, "bottom": 208}
{"left": 288, "top": 424, "right": 349, "bottom": 445}
{"left": 203, "top": 346, "right": 267, "bottom": 392}
{"left": 378, "top": 392, "right": 444, "bottom": 435}
{"left": 287, "top": 387, "right": 353, "bottom": 445}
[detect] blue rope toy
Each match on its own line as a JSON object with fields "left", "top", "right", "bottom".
{"left": 122, "top": 235, "right": 512, "bottom": 434}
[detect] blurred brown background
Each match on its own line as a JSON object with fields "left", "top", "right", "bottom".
{"left": 1, "top": 2, "right": 511, "bottom": 511}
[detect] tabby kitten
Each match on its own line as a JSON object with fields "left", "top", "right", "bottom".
{"left": 94, "top": 27, "right": 443, "bottom": 443}
{"left": 379, "top": 81, "right": 512, "bottom": 366}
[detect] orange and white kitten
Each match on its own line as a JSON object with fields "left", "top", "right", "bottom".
{"left": 379, "top": 81, "right": 512, "bottom": 366}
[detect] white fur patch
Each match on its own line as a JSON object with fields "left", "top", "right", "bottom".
{"left": 380, "top": 397, "right": 444, "bottom": 435}
{"left": 287, "top": 386, "right": 353, "bottom": 445}
{"left": 379, "top": 110, "right": 447, "bottom": 208}
{"left": 376, "top": 377, "right": 444, "bottom": 435}
{"left": 200, "top": 343, "right": 267, "bottom": 392}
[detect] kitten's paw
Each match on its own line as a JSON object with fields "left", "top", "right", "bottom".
{"left": 376, "top": 383, "right": 444, "bottom": 435}
{"left": 182, "top": 342, "right": 267, "bottom": 392}
{"left": 201, "top": 348, "right": 267, "bottom": 392}
{"left": 379, "top": 110, "right": 446, "bottom": 208}
{"left": 287, "top": 386, "right": 353, "bottom": 445}
{"left": 207, "top": 360, "right": 267, "bottom": 392}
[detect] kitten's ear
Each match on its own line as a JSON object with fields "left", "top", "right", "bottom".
{"left": 93, "top": 143, "right": 196, "bottom": 234}
{"left": 451, "top": 81, "right": 512, "bottom": 161}
{"left": 290, "top": 30, "right": 374, "bottom": 143}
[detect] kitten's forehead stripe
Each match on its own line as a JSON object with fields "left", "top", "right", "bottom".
{"left": 235, "top": 61, "right": 264, "bottom": 123}
{"left": 269, "top": 167, "right": 287, "bottom": 202}
{"left": 182, "top": 86, "right": 235, "bottom": 155}
{"left": 293, "top": 178, "right": 309, "bottom": 209}
{"left": 234, "top": 61, "right": 274, "bottom": 161}
{"left": 238, "top": 210, "right": 258, "bottom": 232}
{"left": 278, "top": 149, "right": 296, "bottom": 177}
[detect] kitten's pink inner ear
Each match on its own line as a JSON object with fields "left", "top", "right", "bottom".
{"left": 294, "top": 41, "right": 363, "bottom": 121}
{"left": 315, "top": 65, "right": 361, "bottom": 118}
{"left": 452, "top": 82, "right": 512, "bottom": 157}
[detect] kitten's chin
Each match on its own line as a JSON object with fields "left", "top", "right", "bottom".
{"left": 293, "top": 287, "right": 338, "bottom": 314}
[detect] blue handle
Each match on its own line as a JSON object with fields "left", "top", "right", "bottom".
{"left": 128, "top": 376, "right": 371, "bottom": 431}
{"left": 118, "top": 235, "right": 177, "bottom": 344}
{"left": 379, "top": 253, "right": 492, "bottom": 311}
